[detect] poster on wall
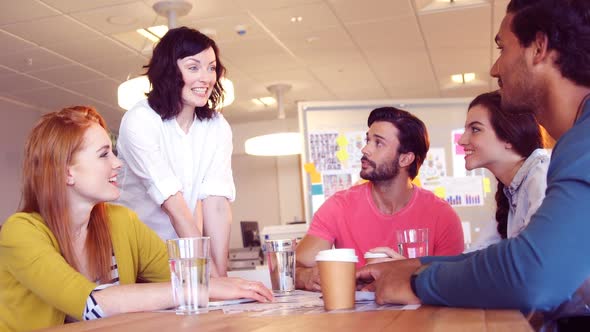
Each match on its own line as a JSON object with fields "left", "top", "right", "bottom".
{"left": 418, "top": 147, "right": 447, "bottom": 185}
{"left": 322, "top": 171, "right": 353, "bottom": 199}
{"left": 451, "top": 128, "right": 466, "bottom": 177}
{"left": 308, "top": 131, "right": 340, "bottom": 172}
{"left": 344, "top": 131, "right": 365, "bottom": 170}
{"left": 423, "top": 176, "right": 485, "bottom": 207}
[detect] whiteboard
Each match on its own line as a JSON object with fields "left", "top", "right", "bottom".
{"left": 297, "top": 98, "right": 498, "bottom": 246}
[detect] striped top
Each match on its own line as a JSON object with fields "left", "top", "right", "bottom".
{"left": 66, "top": 254, "right": 120, "bottom": 323}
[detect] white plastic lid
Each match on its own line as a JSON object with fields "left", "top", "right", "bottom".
{"left": 363, "top": 252, "right": 389, "bottom": 259}
{"left": 315, "top": 248, "right": 359, "bottom": 263}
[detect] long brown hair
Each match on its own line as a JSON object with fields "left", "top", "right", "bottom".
{"left": 21, "top": 106, "right": 113, "bottom": 282}
{"left": 468, "top": 91, "right": 543, "bottom": 238}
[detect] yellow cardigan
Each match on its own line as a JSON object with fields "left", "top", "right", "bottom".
{"left": 0, "top": 204, "right": 170, "bottom": 332}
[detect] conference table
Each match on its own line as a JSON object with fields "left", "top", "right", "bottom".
{"left": 36, "top": 306, "right": 532, "bottom": 332}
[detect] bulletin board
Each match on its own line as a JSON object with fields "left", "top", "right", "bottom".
{"left": 297, "top": 99, "right": 497, "bottom": 242}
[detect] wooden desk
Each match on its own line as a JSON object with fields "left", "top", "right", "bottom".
{"left": 36, "top": 306, "right": 532, "bottom": 332}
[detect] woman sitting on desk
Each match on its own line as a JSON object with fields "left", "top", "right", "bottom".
{"left": 0, "top": 106, "right": 272, "bottom": 332}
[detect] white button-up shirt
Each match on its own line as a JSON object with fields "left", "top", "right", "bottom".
{"left": 116, "top": 99, "right": 235, "bottom": 240}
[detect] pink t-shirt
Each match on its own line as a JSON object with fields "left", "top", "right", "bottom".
{"left": 308, "top": 183, "right": 464, "bottom": 267}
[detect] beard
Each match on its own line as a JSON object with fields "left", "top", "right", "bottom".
{"left": 360, "top": 154, "right": 400, "bottom": 182}
{"left": 500, "top": 57, "right": 543, "bottom": 116}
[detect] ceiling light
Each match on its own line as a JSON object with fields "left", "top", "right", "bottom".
{"left": 218, "top": 77, "right": 234, "bottom": 109}
{"left": 290, "top": 16, "right": 303, "bottom": 23}
{"left": 245, "top": 84, "right": 301, "bottom": 156}
{"left": 136, "top": 28, "right": 160, "bottom": 43}
{"left": 118, "top": 76, "right": 150, "bottom": 110}
{"left": 251, "top": 97, "right": 276, "bottom": 106}
{"left": 147, "top": 25, "right": 168, "bottom": 38}
{"left": 451, "top": 74, "right": 463, "bottom": 84}
{"left": 451, "top": 72, "right": 476, "bottom": 84}
{"left": 245, "top": 133, "right": 302, "bottom": 156}
{"left": 463, "top": 72, "right": 476, "bottom": 83}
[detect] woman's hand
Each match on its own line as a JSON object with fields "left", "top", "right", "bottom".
{"left": 366, "top": 247, "right": 407, "bottom": 264}
{"left": 209, "top": 277, "right": 273, "bottom": 303}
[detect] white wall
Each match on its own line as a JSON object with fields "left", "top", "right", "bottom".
{"left": 229, "top": 119, "right": 304, "bottom": 248}
{"left": 0, "top": 101, "right": 43, "bottom": 224}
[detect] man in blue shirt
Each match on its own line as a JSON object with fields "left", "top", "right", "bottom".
{"left": 358, "top": 0, "right": 590, "bottom": 325}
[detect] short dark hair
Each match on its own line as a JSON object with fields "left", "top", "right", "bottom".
{"left": 367, "top": 107, "right": 429, "bottom": 179}
{"left": 506, "top": 0, "right": 590, "bottom": 86}
{"left": 145, "top": 26, "right": 226, "bottom": 121}
{"left": 469, "top": 91, "right": 543, "bottom": 239}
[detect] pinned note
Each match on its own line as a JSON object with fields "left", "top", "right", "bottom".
{"left": 304, "top": 162, "right": 322, "bottom": 184}
{"left": 482, "top": 177, "right": 491, "bottom": 193}
{"left": 336, "top": 149, "right": 349, "bottom": 163}
{"left": 433, "top": 187, "right": 446, "bottom": 199}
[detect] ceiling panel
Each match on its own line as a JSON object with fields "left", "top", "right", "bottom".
{"left": 0, "top": 74, "right": 50, "bottom": 93}
{"left": 41, "top": 0, "right": 138, "bottom": 13}
{"left": 0, "top": 30, "right": 37, "bottom": 55}
{"left": 280, "top": 27, "right": 360, "bottom": 68}
{"left": 45, "top": 36, "right": 138, "bottom": 65}
{"left": 0, "top": 0, "right": 59, "bottom": 25}
{"left": 85, "top": 55, "right": 148, "bottom": 81}
{"left": 419, "top": 5, "right": 491, "bottom": 50}
{"left": 250, "top": 2, "right": 340, "bottom": 38}
{"left": 62, "top": 78, "right": 120, "bottom": 107}
{"left": 430, "top": 48, "right": 489, "bottom": 77}
{"left": 178, "top": 0, "right": 244, "bottom": 21}
{"left": 70, "top": 2, "right": 159, "bottom": 35}
{"left": 326, "top": 0, "right": 414, "bottom": 24}
{"left": 3, "top": 15, "right": 103, "bottom": 46}
{"left": 8, "top": 87, "right": 110, "bottom": 114}
{"left": 219, "top": 36, "right": 300, "bottom": 75}
{"left": 184, "top": 15, "right": 269, "bottom": 44}
{"left": 0, "top": 47, "right": 71, "bottom": 73}
{"left": 29, "top": 64, "right": 106, "bottom": 85}
{"left": 235, "top": 0, "right": 322, "bottom": 11}
{"left": 346, "top": 16, "right": 425, "bottom": 52}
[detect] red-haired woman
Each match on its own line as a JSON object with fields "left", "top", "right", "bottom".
{"left": 0, "top": 106, "right": 271, "bottom": 332}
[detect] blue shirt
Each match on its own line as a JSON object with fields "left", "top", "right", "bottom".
{"left": 417, "top": 100, "right": 590, "bottom": 312}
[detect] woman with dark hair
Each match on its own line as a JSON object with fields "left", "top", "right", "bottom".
{"left": 458, "top": 91, "right": 549, "bottom": 251}
{"left": 0, "top": 106, "right": 271, "bottom": 332}
{"left": 117, "top": 27, "right": 234, "bottom": 276}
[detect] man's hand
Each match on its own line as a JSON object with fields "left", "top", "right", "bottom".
{"left": 366, "top": 246, "right": 407, "bottom": 264}
{"left": 356, "top": 259, "right": 422, "bottom": 305}
{"left": 295, "top": 266, "right": 322, "bottom": 291}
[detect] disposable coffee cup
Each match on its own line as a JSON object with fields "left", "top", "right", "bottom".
{"left": 315, "top": 249, "right": 358, "bottom": 310}
{"left": 363, "top": 252, "right": 389, "bottom": 265}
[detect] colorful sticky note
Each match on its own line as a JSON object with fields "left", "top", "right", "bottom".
{"left": 304, "top": 162, "right": 322, "bottom": 184}
{"left": 483, "top": 177, "right": 491, "bottom": 193}
{"left": 336, "top": 149, "right": 349, "bottom": 162}
{"left": 336, "top": 135, "right": 348, "bottom": 148}
{"left": 433, "top": 186, "right": 446, "bottom": 199}
{"left": 311, "top": 184, "right": 324, "bottom": 195}
{"left": 412, "top": 176, "right": 422, "bottom": 187}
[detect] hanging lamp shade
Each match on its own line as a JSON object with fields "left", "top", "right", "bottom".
{"left": 244, "top": 83, "right": 302, "bottom": 156}
{"left": 245, "top": 132, "right": 302, "bottom": 156}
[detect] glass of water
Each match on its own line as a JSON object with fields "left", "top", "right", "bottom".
{"left": 396, "top": 229, "right": 429, "bottom": 259}
{"left": 166, "top": 237, "right": 210, "bottom": 315}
